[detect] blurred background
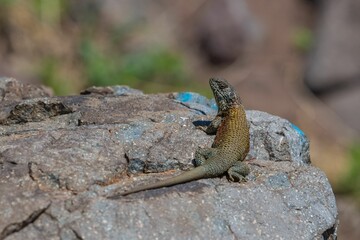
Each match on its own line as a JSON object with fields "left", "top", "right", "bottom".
{"left": 0, "top": 0, "right": 359, "bottom": 238}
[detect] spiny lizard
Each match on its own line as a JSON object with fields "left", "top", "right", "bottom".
{"left": 108, "top": 77, "right": 250, "bottom": 198}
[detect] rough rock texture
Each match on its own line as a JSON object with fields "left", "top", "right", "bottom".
{"left": 0, "top": 78, "right": 338, "bottom": 239}
{"left": 0, "top": 77, "right": 52, "bottom": 102}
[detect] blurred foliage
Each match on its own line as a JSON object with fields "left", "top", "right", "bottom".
{"left": 38, "top": 57, "right": 72, "bottom": 95}
{"left": 0, "top": 0, "right": 13, "bottom": 6}
{"left": 0, "top": 0, "right": 208, "bottom": 96}
{"left": 79, "top": 40, "right": 196, "bottom": 94}
{"left": 32, "top": 0, "right": 67, "bottom": 25}
{"left": 292, "top": 27, "right": 313, "bottom": 52}
{"left": 338, "top": 142, "right": 360, "bottom": 203}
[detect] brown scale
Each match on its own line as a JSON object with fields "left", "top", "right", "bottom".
{"left": 214, "top": 107, "right": 249, "bottom": 157}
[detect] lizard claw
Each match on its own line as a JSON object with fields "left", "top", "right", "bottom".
{"left": 228, "top": 173, "right": 246, "bottom": 183}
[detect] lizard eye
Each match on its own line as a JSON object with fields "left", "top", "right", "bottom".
{"left": 218, "top": 82, "right": 228, "bottom": 89}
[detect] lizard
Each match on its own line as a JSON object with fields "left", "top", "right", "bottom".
{"left": 107, "top": 77, "right": 250, "bottom": 198}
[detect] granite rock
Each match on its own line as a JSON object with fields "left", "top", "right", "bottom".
{"left": 0, "top": 78, "right": 337, "bottom": 240}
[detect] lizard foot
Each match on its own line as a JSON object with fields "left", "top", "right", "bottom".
{"left": 196, "top": 115, "right": 222, "bottom": 135}
{"left": 227, "top": 161, "right": 250, "bottom": 182}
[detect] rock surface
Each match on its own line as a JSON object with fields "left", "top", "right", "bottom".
{"left": 0, "top": 78, "right": 338, "bottom": 239}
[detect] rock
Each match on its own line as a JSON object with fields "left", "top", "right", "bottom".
{"left": 173, "top": 92, "right": 217, "bottom": 115}
{"left": 0, "top": 78, "right": 337, "bottom": 239}
{"left": 80, "top": 85, "right": 144, "bottom": 96}
{"left": 0, "top": 77, "right": 52, "bottom": 102}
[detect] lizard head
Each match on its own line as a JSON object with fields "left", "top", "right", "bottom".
{"left": 209, "top": 77, "right": 242, "bottom": 111}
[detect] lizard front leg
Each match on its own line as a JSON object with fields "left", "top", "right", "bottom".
{"left": 227, "top": 161, "right": 250, "bottom": 182}
{"left": 198, "top": 115, "right": 223, "bottom": 135}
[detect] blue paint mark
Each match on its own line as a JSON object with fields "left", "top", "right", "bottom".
{"left": 176, "top": 92, "right": 213, "bottom": 107}
{"left": 209, "top": 98, "right": 218, "bottom": 110}
{"left": 176, "top": 92, "right": 193, "bottom": 103}
{"left": 290, "top": 123, "right": 305, "bottom": 137}
{"left": 175, "top": 92, "right": 218, "bottom": 114}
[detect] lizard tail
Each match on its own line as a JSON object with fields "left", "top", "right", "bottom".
{"left": 108, "top": 166, "right": 208, "bottom": 198}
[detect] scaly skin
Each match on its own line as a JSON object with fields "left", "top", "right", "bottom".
{"left": 108, "top": 77, "right": 250, "bottom": 198}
